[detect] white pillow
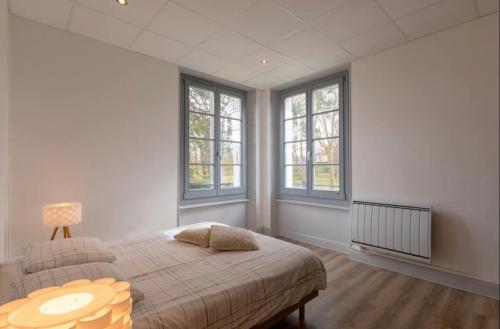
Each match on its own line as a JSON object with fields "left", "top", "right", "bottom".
{"left": 23, "top": 237, "right": 117, "bottom": 274}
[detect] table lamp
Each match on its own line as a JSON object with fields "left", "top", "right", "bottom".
{"left": 43, "top": 202, "right": 82, "bottom": 240}
{"left": 0, "top": 278, "right": 132, "bottom": 329}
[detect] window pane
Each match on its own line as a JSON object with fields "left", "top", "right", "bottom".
{"left": 284, "top": 93, "right": 306, "bottom": 119}
{"left": 220, "top": 94, "right": 241, "bottom": 119}
{"left": 220, "top": 142, "right": 241, "bottom": 165}
{"left": 189, "top": 112, "right": 214, "bottom": 139}
{"left": 189, "top": 139, "right": 214, "bottom": 164}
{"left": 285, "top": 142, "right": 306, "bottom": 165}
{"left": 189, "top": 86, "right": 214, "bottom": 114}
{"left": 284, "top": 118, "right": 306, "bottom": 141}
{"left": 189, "top": 165, "right": 214, "bottom": 190}
{"left": 313, "top": 165, "right": 340, "bottom": 191}
{"left": 285, "top": 166, "right": 306, "bottom": 189}
{"left": 313, "top": 84, "right": 339, "bottom": 114}
{"left": 312, "top": 111, "right": 339, "bottom": 138}
{"left": 220, "top": 118, "right": 241, "bottom": 141}
{"left": 221, "top": 165, "right": 241, "bottom": 189}
{"left": 313, "top": 138, "right": 339, "bottom": 164}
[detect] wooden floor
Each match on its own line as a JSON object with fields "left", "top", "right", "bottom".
{"left": 272, "top": 239, "right": 499, "bottom": 329}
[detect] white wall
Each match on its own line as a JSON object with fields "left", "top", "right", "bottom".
{"left": 246, "top": 90, "right": 279, "bottom": 234}
{"left": 6, "top": 8, "right": 498, "bottom": 288}
{"left": 246, "top": 91, "right": 258, "bottom": 231}
{"left": 279, "top": 13, "right": 499, "bottom": 284}
{"left": 10, "top": 17, "right": 179, "bottom": 256}
{"left": 278, "top": 203, "right": 351, "bottom": 250}
{"left": 0, "top": 0, "right": 10, "bottom": 261}
{"left": 179, "top": 203, "right": 246, "bottom": 227}
{"left": 352, "top": 13, "right": 499, "bottom": 283}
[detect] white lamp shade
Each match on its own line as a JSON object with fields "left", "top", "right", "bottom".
{"left": 43, "top": 202, "right": 82, "bottom": 226}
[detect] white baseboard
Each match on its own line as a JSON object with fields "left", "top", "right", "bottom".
{"left": 257, "top": 227, "right": 279, "bottom": 237}
{"left": 350, "top": 251, "right": 499, "bottom": 300}
{"left": 278, "top": 229, "right": 499, "bottom": 300}
{"left": 278, "top": 229, "right": 351, "bottom": 254}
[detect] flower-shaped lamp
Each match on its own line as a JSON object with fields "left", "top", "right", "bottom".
{"left": 0, "top": 278, "right": 132, "bottom": 329}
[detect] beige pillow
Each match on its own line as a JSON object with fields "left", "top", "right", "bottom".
{"left": 174, "top": 227, "right": 211, "bottom": 248}
{"left": 209, "top": 225, "right": 259, "bottom": 251}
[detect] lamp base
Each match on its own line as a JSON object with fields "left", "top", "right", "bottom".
{"left": 50, "top": 226, "right": 72, "bottom": 240}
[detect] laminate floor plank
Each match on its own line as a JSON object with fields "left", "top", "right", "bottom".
{"left": 272, "top": 238, "right": 499, "bottom": 329}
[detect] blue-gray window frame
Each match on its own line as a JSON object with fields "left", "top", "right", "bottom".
{"left": 180, "top": 74, "right": 247, "bottom": 204}
{"left": 279, "top": 71, "right": 350, "bottom": 205}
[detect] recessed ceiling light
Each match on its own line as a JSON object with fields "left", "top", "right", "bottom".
{"left": 116, "top": 0, "right": 128, "bottom": 5}
{"left": 260, "top": 59, "right": 269, "bottom": 64}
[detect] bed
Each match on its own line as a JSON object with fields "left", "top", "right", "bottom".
{"left": 1, "top": 222, "right": 327, "bottom": 329}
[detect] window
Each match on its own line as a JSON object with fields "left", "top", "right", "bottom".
{"left": 280, "top": 72, "right": 349, "bottom": 204}
{"left": 181, "top": 75, "right": 246, "bottom": 203}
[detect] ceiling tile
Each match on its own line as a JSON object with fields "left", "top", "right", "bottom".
{"left": 376, "top": 0, "right": 441, "bottom": 20}
{"left": 69, "top": 5, "right": 142, "bottom": 48}
{"left": 198, "top": 30, "right": 261, "bottom": 60}
{"left": 173, "top": 0, "right": 259, "bottom": 25}
{"left": 77, "top": 0, "right": 166, "bottom": 27}
{"left": 477, "top": 0, "right": 499, "bottom": 15}
{"left": 276, "top": 0, "right": 351, "bottom": 22}
{"left": 341, "top": 23, "right": 406, "bottom": 57}
{"left": 177, "top": 49, "right": 226, "bottom": 74}
{"left": 148, "top": 2, "right": 221, "bottom": 46}
{"left": 213, "top": 64, "right": 260, "bottom": 83}
{"left": 271, "top": 27, "right": 353, "bottom": 70}
{"left": 313, "top": 0, "right": 391, "bottom": 43}
{"left": 227, "top": 0, "right": 303, "bottom": 45}
{"left": 241, "top": 47, "right": 292, "bottom": 73}
{"left": 396, "top": 0, "right": 478, "bottom": 40}
{"left": 268, "top": 62, "right": 314, "bottom": 81}
{"left": 131, "top": 31, "right": 192, "bottom": 63}
{"left": 243, "top": 75, "right": 283, "bottom": 89}
{"left": 11, "top": 0, "right": 73, "bottom": 29}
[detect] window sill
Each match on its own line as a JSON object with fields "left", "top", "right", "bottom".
{"left": 276, "top": 199, "right": 351, "bottom": 211}
{"left": 180, "top": 199, "right": 249, "bottom": 210}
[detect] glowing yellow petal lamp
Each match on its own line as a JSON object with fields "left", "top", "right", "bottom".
{"left": 0, "top": 278, "right": 132, "bottom": 329}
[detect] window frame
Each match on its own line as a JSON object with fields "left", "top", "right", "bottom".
{"left": 181, "top": 74, "right": 247, "bottom": 205}
{"left": 279, "top": 71, "right": 350, "bottom": 205}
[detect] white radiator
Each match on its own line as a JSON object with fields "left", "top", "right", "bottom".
{"left": 350, "top": 201, "right": 432, "bottom": 263}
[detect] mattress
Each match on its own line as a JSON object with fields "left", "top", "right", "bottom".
{"left": 104, "top": 222, "right": 327, "bottom": 329}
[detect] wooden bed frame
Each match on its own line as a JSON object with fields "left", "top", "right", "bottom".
{"left": 251, "top": 290, "right": 319, "bottom": 329}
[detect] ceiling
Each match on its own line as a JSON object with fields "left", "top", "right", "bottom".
{"left": 9, "top": 0, "right": 499, "bottom": 90}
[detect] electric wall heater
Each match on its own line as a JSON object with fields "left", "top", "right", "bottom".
{"left": 351, "top": 200, "right": 432, "bottom": 263}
